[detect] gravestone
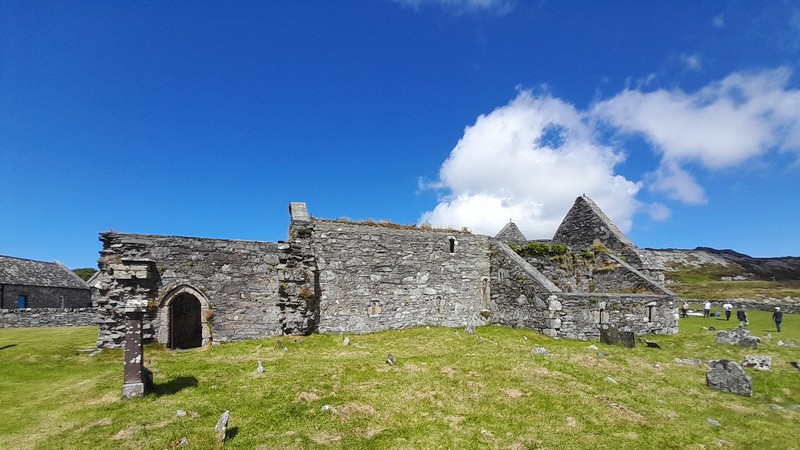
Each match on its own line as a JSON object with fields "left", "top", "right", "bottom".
{"left": 600, "top": 325, "right": 635, "bottom": 348}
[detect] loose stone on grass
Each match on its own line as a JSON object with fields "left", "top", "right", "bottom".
{"left": 256, "top": 360, "right": 264, "bottom": 374}
{"left": 715, "top": 328, "right": 761, "bottom": 348}
{"left": 531, "top": 347, "right": 549, "bottom": 355}
{"left": 706, "top": 418, "right": 721, "bottom": 427}
{"left": 386, "top": 353, "right": 396, "bottom": 366}
{"left": 215, "top": 410, "right": 230, "bottom": 443}
{"left": 742, "top": 355, "right": 771, "bottom": 371}
{"left": 706, "top": 360, "right": 752, "bottom": 397}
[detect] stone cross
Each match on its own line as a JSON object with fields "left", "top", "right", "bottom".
{"left": 122, "top": 298, "right": 151, "bottom": 398}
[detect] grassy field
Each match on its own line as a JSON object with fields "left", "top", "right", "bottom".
{"left": 1, "top": 312, "right": 798, "bottom": 450}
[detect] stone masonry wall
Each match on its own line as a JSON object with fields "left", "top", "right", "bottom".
{"left": 1, "top": 308, "right": 97, "bottom": 328}
{"left": 1, "top": 284, "right": 91, "bottom": 309}
{"left": 94, "top": 233, "right": 284, "bottom": 348}
{"left": 309, "top": 220, "right": 492, "bottom": 333}
{"left": 490, "top": 241, "right": 678, "bottom": 340}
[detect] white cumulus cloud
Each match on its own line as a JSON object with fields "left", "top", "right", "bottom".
{"left": 594, "top": 68, "right": 800, "bottom": 202}
{"left": 420, "top": 68, "right": 800, "bottom": 239}
{"left": 419, "top": 91, "right": 641, "bottom": 238}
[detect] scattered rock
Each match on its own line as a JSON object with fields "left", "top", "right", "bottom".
{"left": 790, "top": 361, "right": 800, "bottom": 371}
{"left": 715, "top": 328, "right": 761, "bottom": 348}
{"left": 605, "top": 376, "right": 618, "bottom": 385}
{"left": 215, "top": 410, "right": 230, "bottom": 443}
{"left": 343, "top": 337, "right": 350, "bottom": 346}
{"left": 171, "top": 437, "right": 189, "bottom": 448}
{"left": 596, "top": 352, "right": 608, "bottom": 357}
{"left": 587, "top": 344, "right": 598, "bottom": 350}
{"left": 706, "top": 360, "right": 752, "bottom": 397}
{"left": 654, "top": 363, "right": 662, "bottom": 369}
{"left": 742, "top": 355, "right": 771, "bottom": 371}
{"left": 275, "top": 340, "right": 283, "bottom": 350}
{"left": 386, "top": 353, "right": 396, "bottom": 366}
{"left": 640, "top": 338, "right": 661, "bottom": 348}
{"left": 789, "top": 404, "right": 800, "bottom": 410}
{"left": 674, "top": 358, "right": 702, "bottom": 365}
{"left": 176, "top": 410, "right": 187, "bottom": 417}
{"left": 257, "top": 360, "right": 264, "bottom": 374}
{"left": 320, "top": 404, "right": 338, "bottom": 413}
{"left": 706, "top": 418, "right": 721, "bottom": 427}
{"left": 769, "top": 404, "right": 784, "bottom": 410}
{"left": 708, "top": 326, "right": 716, "bottom": 331}
{"left": 531, "top": 347, "right": 549, "bottom": 355}
{"left": 464, "top": 324, "right": 476, "bottom": 334}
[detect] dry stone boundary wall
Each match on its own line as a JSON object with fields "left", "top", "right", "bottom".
{"left": 1, "top": 308, "right": 97, "bottom": 328}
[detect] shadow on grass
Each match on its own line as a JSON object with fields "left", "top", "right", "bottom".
{"left": 226, "top": 427, "right": 239, "bottom": 441}
{"left": 153, "top": 376, "right": 198, "bottom": 396}
{"left": 0, "top": 344, "right": 17, "bottom": 350}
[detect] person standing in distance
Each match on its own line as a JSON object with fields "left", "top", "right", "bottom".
{"left": 704, "top": 301, "right": 712, "bottom": 318}
{"left": 773, "top": 307, "right": 783, "bottom": 332}
{"left": 723, "top": 302, "right": 733, "bottom": 321}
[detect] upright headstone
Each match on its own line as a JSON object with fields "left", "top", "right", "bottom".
{"left": 122, "top": 298, "right": 151, "bottom": 398}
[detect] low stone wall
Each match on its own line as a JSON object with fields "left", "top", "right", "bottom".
{"left": 0, "top": 308, "right": 97, "bottom": 328}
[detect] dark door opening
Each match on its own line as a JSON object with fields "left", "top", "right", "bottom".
{"left": 169, "top": 293, "right": 202, "bottom": 349}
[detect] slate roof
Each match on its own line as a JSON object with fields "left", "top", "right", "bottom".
{"left": 0, "top": 255, "right": 89, "bottom": 289}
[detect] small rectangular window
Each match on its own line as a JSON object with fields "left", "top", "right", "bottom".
{"left": 17, "top": 295, "right": 27, "bottom": 309}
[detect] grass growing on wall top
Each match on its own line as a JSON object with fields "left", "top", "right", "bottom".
{"left": 1, "top": 316, "right": 799, "bottom": 449}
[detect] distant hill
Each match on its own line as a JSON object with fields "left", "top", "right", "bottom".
{"left": 639, "top": 247, "right": 800, "bottom": 281}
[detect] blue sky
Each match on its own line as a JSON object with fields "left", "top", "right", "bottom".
{"left": 2, "top": 1, "right": 800, "bottom": 269}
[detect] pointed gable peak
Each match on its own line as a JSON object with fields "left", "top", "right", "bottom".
{"left": 495, "top": 221, "right": 528, "bottom": 247}
{"left": 552, "top": 195, "right": 634, "bottom": 252}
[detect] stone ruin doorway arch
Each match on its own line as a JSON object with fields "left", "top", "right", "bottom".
{"left": 157, "top": 285, "right": 212, "bottom": 349}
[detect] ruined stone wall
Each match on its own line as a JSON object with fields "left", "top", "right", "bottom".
{"left": 309, "top": 220, "right": 492, "bottom": 333}
{"left": 94, "top": 233, "right": 283, "bottom": 348}
{"left": 489, "top": 241, "right": 678, "bottom": 340}
{"left": 1, "top": 284, "right": 91, "bottom": 309}
{"left": 1, "top": 307, "right": 97, "bottom": 328}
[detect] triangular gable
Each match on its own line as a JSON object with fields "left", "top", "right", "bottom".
{"left": 494, "top": 222, "right": 528, "bottom": 247}
{"left": 552, "top": 195, "right": 635, "bottom": 254}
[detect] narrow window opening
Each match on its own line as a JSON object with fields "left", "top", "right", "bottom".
{"left": 598, "top": 308, "right": 605, "bottom": 324}
{"left": 647, "top": 305, "right": 655, "bottom": 322}
{"left": 448, "top": 237, "right": 455, "bottom": 253}
{"left": 17, "top": 295, "right": 28, "bottom": 309}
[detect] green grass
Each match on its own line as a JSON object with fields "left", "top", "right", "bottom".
{"left": 666, "top": 265, "right": 800, "bottom": 299}
{"left": 1, "top": 316, "right": 799, "bottom": 449}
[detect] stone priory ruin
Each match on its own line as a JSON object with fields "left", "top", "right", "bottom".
{"left": 90, "top": 195, "right": 678, "bottom": 349}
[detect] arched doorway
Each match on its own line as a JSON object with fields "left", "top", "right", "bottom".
{"left": 157, "top": 285, "right": 212, "bottom": 349}
{"left": 169, "top": 293, "right": 202, "bottom": 349}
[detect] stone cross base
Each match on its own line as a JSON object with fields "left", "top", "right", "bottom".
{"left": 123, "top": 382, "right": 146, "bottom": 398}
